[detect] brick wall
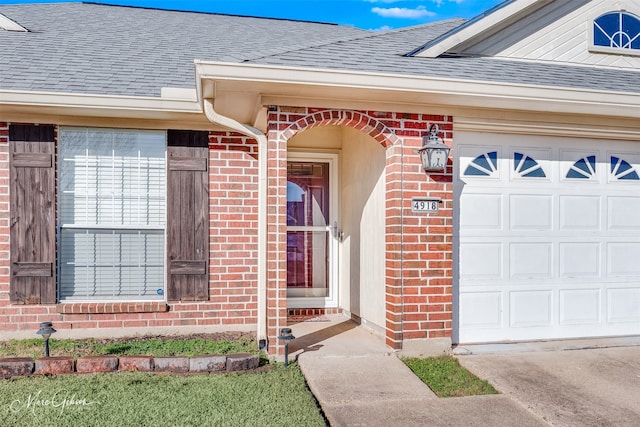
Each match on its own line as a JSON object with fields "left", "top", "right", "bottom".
{"left": 207, "top": 131, "right": 259, "bottom": 326}
{"left": 0, "top": 125, "right": 259, "bottom": 336}
{"left": 1, "top": 112, "right": 453, "bottom": 352}
{"left": 266, "top": 108, "right": 453, "bottom": 352}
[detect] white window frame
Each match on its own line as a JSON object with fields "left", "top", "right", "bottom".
{"left": 57, "top": 127, "right": 167, "bottom": 302}
{"left": 589, "top": 10, "right": 640, "bottom": 57}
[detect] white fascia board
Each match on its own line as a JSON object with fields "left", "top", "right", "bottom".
{"left": 0, "top": 90, "right": 202, "bottom": 115}
{"left": 195, "top": 61, "right": 640, "bottom": 119}
{"left": 0, "top": 13, "right": 28, "bottom": 32}
{"left": 412, "top": 0, "right": 550, "bottom": 58}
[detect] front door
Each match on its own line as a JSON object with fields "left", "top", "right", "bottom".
{"left": 286, "top": 153, "right": 338, "bottom": 308}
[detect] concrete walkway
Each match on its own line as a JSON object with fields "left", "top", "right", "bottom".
{"left": 289, "top": 315, "right": 546, "bottom": 427}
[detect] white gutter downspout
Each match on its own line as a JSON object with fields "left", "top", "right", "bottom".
{"left": 203, "top": 98, "right": 269, "bottom": 351}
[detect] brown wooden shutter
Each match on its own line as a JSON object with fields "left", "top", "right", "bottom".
{"left": 9, "top": 124, "right": 56, "bottom": 304}
{"left": 166, "top": 130, "right": 209, "bottom": 301}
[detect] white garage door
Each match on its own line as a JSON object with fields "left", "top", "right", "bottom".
{"left": 455, "top": 132, "right": 640, "bottom": 344}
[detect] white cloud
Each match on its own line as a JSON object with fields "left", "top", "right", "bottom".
{"left": 372, "top": 6, "right": 436, "bottom": 19}
{"left": 370, "top": 25, "right": 394, "bottom": 31}
{"left": 431, "top": 0, "right": 465, "bottom": 6}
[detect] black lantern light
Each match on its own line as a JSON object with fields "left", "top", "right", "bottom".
{"left": 277, "top": 327, "right": 295, "bottom": 367}
{"left": 418, "top": 124, "right": 451, "bottom": 172}
{"left": 36, "top": 321, "right": 56, "bottom": 358}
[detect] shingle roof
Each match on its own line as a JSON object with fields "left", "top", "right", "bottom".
{"left": 249, "top": 20, "right": 640, "bottom": 95}
{"left": 0, "top": 2, "right": 368, "bottom": 96}
{"left": 1, "top": 2, "right": 639, "bottom": 99}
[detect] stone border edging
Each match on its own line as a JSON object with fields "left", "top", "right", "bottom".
{"left": 0, "top": 353, "right": 260, "bottom": 378}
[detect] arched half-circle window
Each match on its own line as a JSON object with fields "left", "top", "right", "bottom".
{"left": 594, "top": 11, "right": 640, "bottom": 51}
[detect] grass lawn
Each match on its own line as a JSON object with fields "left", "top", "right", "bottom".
{"left": 403, "top": 356, "right": 498, "bottom": 398}
{"left": 0, "top": 333, "right": 258, "bottom": 360}
{"left": 0, "top": 335, "right": 326, "bottom": 426}
{"left": 0, "top": 366, "right": 326, "bottom": 427}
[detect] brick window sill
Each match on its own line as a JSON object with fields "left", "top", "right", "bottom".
{"left": 56, "top": 302, "right": 169, "bottom": 314}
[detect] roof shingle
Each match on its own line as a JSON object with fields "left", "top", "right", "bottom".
{"left": 1, "top": 2, "right": 638, "bottom": 98}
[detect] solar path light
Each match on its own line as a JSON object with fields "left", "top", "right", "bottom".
{"left": 277, "top": 327, "right": 295, "bottom": 367}
{"left": 36, "top": 321, "right": 57, "bottom": 357}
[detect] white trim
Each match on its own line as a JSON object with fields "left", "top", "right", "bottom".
{"left": 412, "top": 0, "right": 553, "bottom": 58}
{"left": 160, "top": 87, "right": 198, "bottom": 101}
{"left": 454, "top": 117, "right": 640, "bottom": 141}
{"left": 0, "top": 89, "right": 201, "bottom": 112}
{"left": 195, "top": 61, "right": 640, "bottom": 120}
{"left": 589, "top": 10, "right": 640, "bottom": 58}
{"left": 589, "top": 44, "right": 640, "bottom": 57}
{"left": 286, "top": 151, "right": 340, "bottom": 309}
{"left": 57, "top": 127, "right": 167, "bottom": 302}
{"left": 0, "top": 13, "right": 28, "bottom": 32}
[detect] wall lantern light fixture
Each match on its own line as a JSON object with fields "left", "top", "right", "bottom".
{"left": 418, "top": 124, "right": 450, "bottom": 172}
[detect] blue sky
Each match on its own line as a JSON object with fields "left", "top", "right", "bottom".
{"left": 0, "top": 0, "right": 505, "bottom": 30}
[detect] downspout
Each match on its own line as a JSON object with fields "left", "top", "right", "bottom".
{"left": 202, "top": 98, "right": 269, "bottom": 350}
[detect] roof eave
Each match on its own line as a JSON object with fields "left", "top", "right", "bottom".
{"left": 2, "top": 60, "right": 639, "bottom": 129}
{"left": 0, "top": 89, "right": 216, "bottom": 130}
{"left": 195, "top": 61, "right": 640, "bottom": 121}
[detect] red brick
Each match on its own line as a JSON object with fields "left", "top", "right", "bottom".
{"left": 76, "top": 356, "right": 118, "bottom": 373}
{"left": 154, "top": 357, "right": 189, "bottom": 373}
{"left": 0, "top": 357, "right": 34, "bottom": 377}
{"left": 35, "top": 357, "right": 74, "bottom": 375}
{"left": 118, "top": 356, "right": 154, "bottom": 372}
{"left": 226, "top": 353, "right": 259, "bottom": 371}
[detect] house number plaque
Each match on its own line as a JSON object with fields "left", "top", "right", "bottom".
{"left": 411, "top": 197, "right": 441, "bottom": 213}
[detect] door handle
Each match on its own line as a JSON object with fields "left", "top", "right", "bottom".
{"left": 331, "top": 221, "right": 344, "bottom": 242}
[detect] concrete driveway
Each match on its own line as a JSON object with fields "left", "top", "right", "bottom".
{"left": 457, "top": 344, "right": 640, "bottom": 426}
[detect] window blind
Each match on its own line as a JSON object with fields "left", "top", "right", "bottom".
{"left": 58, "top": 128, "right": 166, "bottom": 300}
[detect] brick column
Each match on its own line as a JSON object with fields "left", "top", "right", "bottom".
{"left": 266, "top": 110, "right": 289, "bottom": 354}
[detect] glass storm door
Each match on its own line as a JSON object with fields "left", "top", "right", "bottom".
{"left": 286, "top": 155, "right": 338, "bottom": 307}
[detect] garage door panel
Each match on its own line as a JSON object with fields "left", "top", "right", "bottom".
{"left": 460, "top": 243, "right": 503, "bottom": 279}
{"left": 559, "top": 195, "right": 601, "bottom": 230}
{"left": 559, "top": 243, "right": 601, "bottom": 278}
{"left": 607, "top": 243, "right": 640, "bottom": 276}
{"left": 510, "top": 243, "right": 553, "bottom": 278}
{"left": 459, "top": 194, "right": 503, "bottom": 229}
{"left": 559, "top": 289, "right": 601, "bottom": 325}
{"left": 459, "top": 292, "right": 503, "bottom": 328}
{"left": 608, "top": 197, "right": 640, "bottom": 229}
{"left": 510, "top": 290, "right": 552, "bottom": 327}
{"left": 607, "top": 288, "right": 640, "bottom": 322}
{"left": 510, "top": 194, "right": 553, "bottom": 230}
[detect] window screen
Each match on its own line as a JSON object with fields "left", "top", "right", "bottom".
{"left": 58, "top": 128, "right": 166, "bottom": 300}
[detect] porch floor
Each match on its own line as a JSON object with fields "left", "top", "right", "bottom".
{"left": 288, "top": 313, "right": 389, "bottom": 357}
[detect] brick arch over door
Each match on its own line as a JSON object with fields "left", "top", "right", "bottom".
{"left": 265, "top": 107, "right": 454, "bottom": 353}
{"left": 277, "top": 109, "right": 402, "bottom": 148}
{"left": 267, "top": 108, "right": 402, "bottom": 353}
